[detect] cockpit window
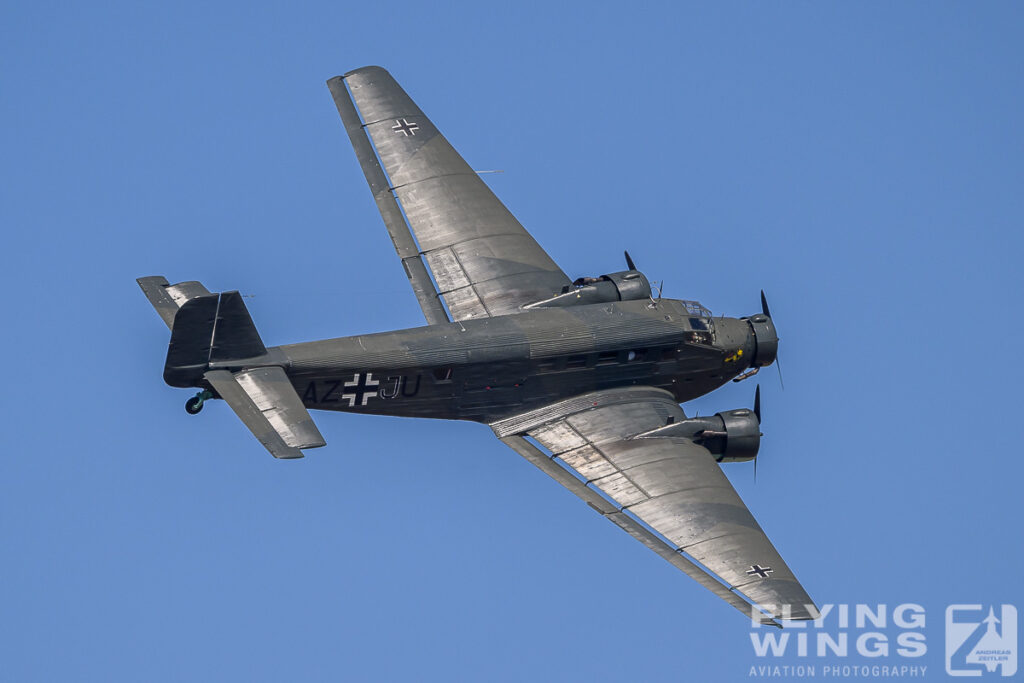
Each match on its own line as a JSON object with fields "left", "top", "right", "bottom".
{"left": 689, "top": 317, "right": 709, "bottom": 331}
{"left": 681, "top": 300, "right": 712, "bottom": 317}
{"left": 686, "top": 330, "right": 713, "bottom": 346}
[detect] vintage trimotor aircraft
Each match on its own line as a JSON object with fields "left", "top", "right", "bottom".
{"left": 138, "top": 66, "right": 818, "bottom": 626}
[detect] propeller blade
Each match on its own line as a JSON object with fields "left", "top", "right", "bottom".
{"left": 759, "top": 290, "right": 783, "bottom": 390}
{"left": 624, "top": 250, "right": 636, "bottom": 271}
{"left": 753, "top": 384, "right": 761, "bottom": 484}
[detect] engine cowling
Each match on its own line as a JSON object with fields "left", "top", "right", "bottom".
{"left": 644, "top": 408, "right": 761, "bottom": 462}
{"left": 599, "top": 270, "right": 652, "bottom": 301}
{"left": 523, "top": 270, "right": 652, "bottom": 309}
{"left": 747, "top": 313, "right": 778, "bottom": 368}
{"left": 709, "top": 408, "right": 761, "bottom": 462}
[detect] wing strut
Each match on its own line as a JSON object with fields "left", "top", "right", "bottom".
{"left": 326, "top": 76, "right": 449, "bottom": 326}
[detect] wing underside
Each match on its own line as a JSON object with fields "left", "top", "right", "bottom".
{"left": 328, "top": 66, "right": 571, "bottom": 322}
{"left": 491, "top": 387, "right": 818, "bottom": 625}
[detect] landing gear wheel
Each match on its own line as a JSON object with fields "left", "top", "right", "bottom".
{"left": 185, "top": 389, "right": 213, "bottom": 415}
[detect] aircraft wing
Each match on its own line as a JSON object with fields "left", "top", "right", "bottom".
{"left": 491, "top": 387, "right": 818, "bottom": 625}
{"left": 327, "top": 66, "right": 571, "bottom": 322}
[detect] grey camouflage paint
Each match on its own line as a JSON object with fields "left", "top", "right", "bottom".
{"left": 137, "top": 66, "right": 817, "bottom": 626}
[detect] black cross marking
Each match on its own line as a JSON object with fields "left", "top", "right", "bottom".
{"left": 392, "top": 118, "right": 419, "bottom": 136}
{"left": 746, "top": 564, "right": 774, "bottom": 579}
{"left": 342, "top": 372, "right": 379, "bottom": 407}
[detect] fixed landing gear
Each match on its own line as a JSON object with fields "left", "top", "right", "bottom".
{"left": 185, "top": 389, "right": 214, "bottom": 415}
{"left": 732, "top": 367, "right": 760, "bottom": 383}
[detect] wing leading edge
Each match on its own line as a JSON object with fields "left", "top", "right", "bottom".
{"left": 328, "top": 66, "right": 571, "bottom": 322}
{"left": 491, "top": 387, "right": 819, "bottom": 624}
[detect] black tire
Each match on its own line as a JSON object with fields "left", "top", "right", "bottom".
{"left": 185, "top": 396, "right": 204, "bottom": 414}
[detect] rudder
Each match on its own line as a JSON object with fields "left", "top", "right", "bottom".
{"left": 164, "top": 291, "right": 267, "bottom": 387}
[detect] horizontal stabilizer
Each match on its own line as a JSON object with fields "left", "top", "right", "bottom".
{"left": 137, "top": 276, "right": 211, "bottom": 329}
{"left": 205, "top": 367, "right": 326, "bottom": 459}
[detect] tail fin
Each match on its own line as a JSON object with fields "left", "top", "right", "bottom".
{"left": 139, "top": 276, "right": 325, "bottom": 458}
{"left": 163, "top": 291, "right": 267, "bottom": 387}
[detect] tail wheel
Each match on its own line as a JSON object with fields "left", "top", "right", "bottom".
{"left": 185, "top": 396, "right": 204, "bottom": 414}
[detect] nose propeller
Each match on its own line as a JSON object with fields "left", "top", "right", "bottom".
{"left": 760, "top": 289, "right": 785, "bottom": 391}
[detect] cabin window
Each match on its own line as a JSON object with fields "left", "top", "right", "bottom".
{"left": 596, "top": 350, "right": 619, "bottom": 366}
{"left": 432, "top": 367, "right": 453, "bottom": 381}
{"left": 626, "top": 349, "right": 646, "bottom": 362}
{"left": 566, "top": 355, "right": 588, "bottom": 369}
{"left": 536, "top": 358, "right": 561, "bottom": 372}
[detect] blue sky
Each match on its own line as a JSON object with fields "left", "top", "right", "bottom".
{"left": 2, "top": 2, "right": 1022, "bottom": 681}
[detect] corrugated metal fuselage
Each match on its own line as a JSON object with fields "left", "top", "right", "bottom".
{"left": 276, "top": 298, "right": 757, "bottom": 423}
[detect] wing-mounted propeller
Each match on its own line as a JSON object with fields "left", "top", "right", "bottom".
{"left": 753, "top": 384, "right": 762, "bottom": 482}
{"left": 624, "top": 250, "right": 665, "bottom": 298}
{"left": 637, "top": 387, "right": 763, "bottom": 466}
{"left": 526, "top": 249, "right": 653, "bottom": 309}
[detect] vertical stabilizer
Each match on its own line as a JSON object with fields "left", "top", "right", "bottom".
{"left": 162, "top": 291, "right": 267, "bottom": 387}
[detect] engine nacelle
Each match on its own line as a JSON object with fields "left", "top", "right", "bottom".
{"left": 523, "top": 270, "right": 652, "bottom": 309}
{"left": 747, "top": 313, "right": 778, "bottom": 367}
{"left": 599, "top": 270, "right": 652, "bottom": 301}
{"left": 643, "top": 408, "right": 761, "bottom": 462}
{"left": 710, "top": 408, "right": 762, "bottom": 462}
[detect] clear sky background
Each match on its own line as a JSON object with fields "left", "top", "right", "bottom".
{"left": 3, "top": 2, "right": 1022, "bottom": 681}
